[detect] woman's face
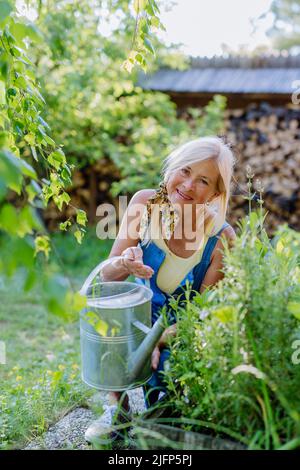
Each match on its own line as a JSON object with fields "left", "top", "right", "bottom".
{"left": 166, "top": 158, "right": 220, "bottom": 207}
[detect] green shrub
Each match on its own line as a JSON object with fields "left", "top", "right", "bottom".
{"left": 163, "top": 210, "right": 300, "bottom": 450}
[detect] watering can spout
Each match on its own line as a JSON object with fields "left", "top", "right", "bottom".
{"left": 127, "top": 315, "right": 165, "bottom": 382}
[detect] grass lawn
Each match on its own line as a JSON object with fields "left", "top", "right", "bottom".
{"left": 0, "top": 228, "right": 113, "bottom": 449}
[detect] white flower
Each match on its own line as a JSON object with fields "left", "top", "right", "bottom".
{"left": 199, "top": 310, "right": 210, "bottom": 321}
{"left": 231, "top": 364, "right": 267, "bottom": 380}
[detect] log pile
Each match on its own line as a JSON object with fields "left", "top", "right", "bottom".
{"left": 224, "top": 102, "right": 300, "bottom": 234}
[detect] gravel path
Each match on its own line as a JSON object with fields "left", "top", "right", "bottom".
{"left": 23, "top": 388, "right": 146, "bottom": 450}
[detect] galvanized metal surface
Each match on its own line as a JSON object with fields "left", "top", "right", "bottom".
{"left": 138, "top": 67, "right": 300, "bottom": 94}
{"left": 80, "top": 259, "right": 164, "bottom": 391}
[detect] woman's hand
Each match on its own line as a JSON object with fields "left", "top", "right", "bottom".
{"left": 151, "top": 324, "right": 177, "bottom": 370}
{"left": 121, "top": 246, "right": 154, "bottom": 279}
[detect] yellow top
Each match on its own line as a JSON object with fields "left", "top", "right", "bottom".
{"left": 146, "top": 208, "right": 212, "bottom": 294}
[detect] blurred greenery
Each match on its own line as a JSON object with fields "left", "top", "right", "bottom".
{"left": 267, "top": 0, "right": 300, "bottom": 52}
{"left": 0, "top": 229, "right": 112, "bottom": 449}
{"left": 28, "top": 0, "right": 218, "bottom": 196}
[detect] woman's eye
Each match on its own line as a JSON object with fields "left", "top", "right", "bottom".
{"left": 195, "top": 178, "right": 208, "bottom": 185}
{"left": 180, "top": 168, "right": 189, "bottom": 175}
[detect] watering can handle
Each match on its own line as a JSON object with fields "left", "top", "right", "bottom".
{"left": 79, "top": 255, "right": 152, "bottom": 296}
{"left": 79, "top": 256, "right": 124, "bottom": 296}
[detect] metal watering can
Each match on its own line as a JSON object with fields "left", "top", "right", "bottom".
{"left": 79, "top": 256, "right": 165, "bottom": 391}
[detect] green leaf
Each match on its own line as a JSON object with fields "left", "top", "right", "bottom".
{"left": 47, "top": 298, "right": 68, "bottom": 318}
{"left": 0, "top": 150, "right": 23, "bottom": 193}
{"left": 26, "top": 85, "right": 46, "bottom": 105}
{"left": 15, "top": 75, "right": 27, "bottom": 89}
{"left": 65, "top": 291, "right": 87, "bottom": 320}
{"left": 0, "top": 149, "right": 36, "bottom": 182}
{"left": 43, "top": 134, "right": 55, "bottom": 146}
{"left": 0, "top": 204, "right": 18, "bottom": 234}
{"left": 60, "top": 168, "right": 72, "bottom": 185}
{"left": 0, "top": 81, "right": 6, "bottom": 104}
{"left": 74, "top": 230, "right": 84, "bottom": 244}
{"left": 249, "top": 211, "right": 258, "bottom": 231}
{"left": 38, "top": 116, "right": 50, "bottom": 130}
{"left": 84, "top": 311, "right": 109, "bottom": 337}
{"left": 212, "top": 305, "right": 237, "bottom": 323}
{"left": 0, "top": 175, "right": 7, "bottom": 200}
{"left": 121, "top": 59, "right": 135, "bottom": 73}
{"left": 150, "top": 16, "right": 160, "bottom": 28}
{"left": 0, "top": 205, "right": 39, "bottom": 238}
{"left": 10, "top": 22, "right": 43, "bottom": 44}
{"left": 143, "top": 37, "right": 155, "bottom": 55}
{"left": 59, "top": 220, "right": 71, "bottom": 231}
{"left": 276, "top": 239, "right": 285, "bottom": 254}
{"left": 287, "top": 302, "right": 300, "bottom": 320}
{"left": 76, "top": 209, "right": 87, "bottom": 226}
{"left": 26, "top": 180, "right": 40, "bottom": 202}
{"left": 13, "top": 237, "right": 35, "bottom": 268}
{"left": 54, "top": 191, "right": 70, "bottom": 211}
{"left": 0, "top": 60, "right": 9, "bottom": 80}
{"left": 136, "top": 53, "right": 145, "bottom": 64}
{"left": 18, "top": 205, "right": 42, "bottom": 236}
{"left": 24, "top": 133, "right": 35, "bottom": 146}
{"left": 6, "top": 87, "right": 17, "bottom": 98}
{"left": 145, "top": 2, "right": 155, "bottom": 15}
{"left": 48, "top": 149, "right": 66, "bottom": 170}
{"left": 18, "top": 158, "right": 37, "bottom": 180}
{"left": 71, "top": 292, "right": 87, "bottom": 311}
{"left": 179, "top": 371, "right": 196, "bottom": 382}
{"left": 35, "top": 235, "right": 50, "bottom": 259}
{"left": 140, "top": 18, "right": 150, "bottom": 35}
{"left": 30, "top": 146, "right": 38, "bottom": 161}
{"left": 133, "top": 0, "right": 148, "bottom": 13}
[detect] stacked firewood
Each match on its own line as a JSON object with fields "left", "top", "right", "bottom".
{"left": 224, "top": 102, "right": 300, "bottom": 234}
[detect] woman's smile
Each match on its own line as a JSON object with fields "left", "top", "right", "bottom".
{"left": 176, "top": 188, "right": 193, "bottom": 201}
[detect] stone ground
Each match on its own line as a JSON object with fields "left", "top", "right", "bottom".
{"left": 23, "top": 388, "right": 146, "bottom": 450}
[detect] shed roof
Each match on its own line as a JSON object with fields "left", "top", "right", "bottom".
{"left": 137, "top": 55, "right": 300, "bottom": 95}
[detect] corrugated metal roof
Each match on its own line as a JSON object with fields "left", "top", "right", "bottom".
{"left": 137, "top": 68, "right": 300, "bottom": 94}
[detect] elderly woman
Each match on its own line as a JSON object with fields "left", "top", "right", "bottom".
{"left": 88, "top": 136, "right": 236, "bottom": 439}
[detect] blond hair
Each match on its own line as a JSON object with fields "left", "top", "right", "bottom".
{"left": 161, "top": 136, "right": 236, "bottom": 237}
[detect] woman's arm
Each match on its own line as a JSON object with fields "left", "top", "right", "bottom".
{"left": 100, "top": 189, "right": 155, "bottom": 281}
{"left": 151, "top": 324, "right": 177, "bottom": 370}
{"left": 200, "top": 225, "right": 236, "bottom": 293}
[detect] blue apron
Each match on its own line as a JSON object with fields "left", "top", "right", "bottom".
{"left": 135, "top": 221, "right": 230, "bottom": 407}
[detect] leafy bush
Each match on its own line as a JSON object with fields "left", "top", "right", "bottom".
{"left": 163, "top": 207, "right": 300, "bottom": 450}
{"left": 28, "top": 1, "right": 225, "bottom": 197}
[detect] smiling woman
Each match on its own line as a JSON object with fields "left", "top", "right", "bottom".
{"left": 94, "top": 136, "right": 237, "bottom": 438}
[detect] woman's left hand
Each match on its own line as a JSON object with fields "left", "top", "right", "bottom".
{"left": 151, "top": 324, "right": 177, "bottom": 370}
